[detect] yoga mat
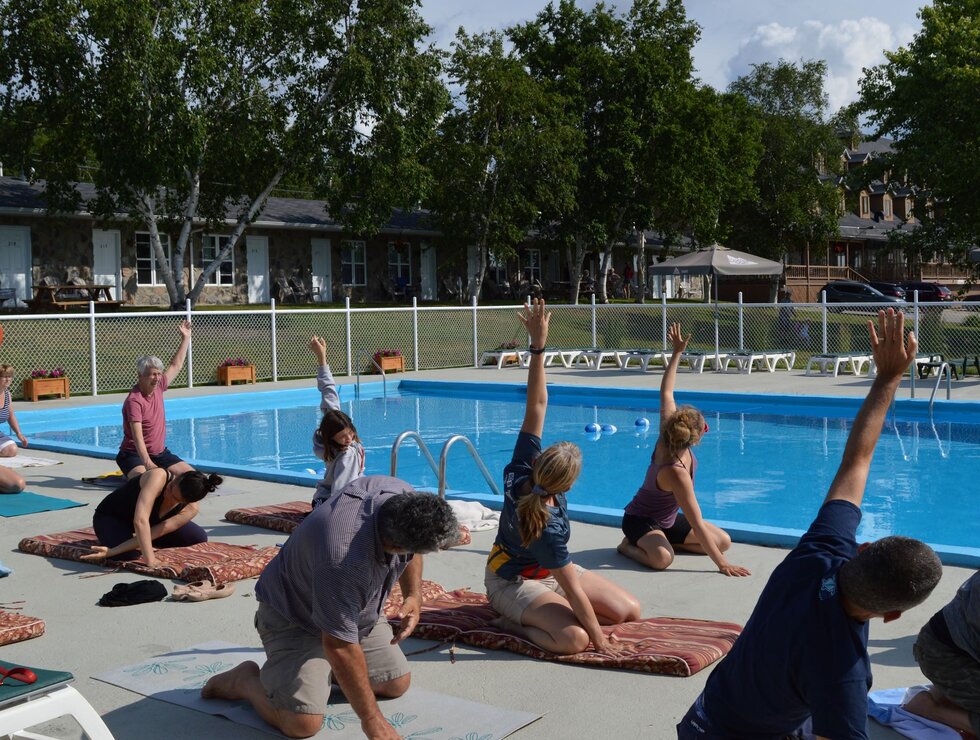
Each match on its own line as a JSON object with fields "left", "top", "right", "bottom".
{"left": 81, "top": 471, "right": 127, "bottom": 487}
{"left": 0, "top": 455, "right": 62, "bottom": 468}
{"left": 0, "top": 492, "right": 86, "bottom": 517}
{"left": 95, "top": 641, "right": 541, "bottom": 739}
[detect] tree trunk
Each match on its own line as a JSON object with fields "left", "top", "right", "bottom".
{"left": 565, "top": 235, "right": 587, "bottom": 304}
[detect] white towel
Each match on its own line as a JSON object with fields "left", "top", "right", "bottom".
{"left": 868, "top": 686, "right": 960, "bottom": 740}
{"left": 448, "top": 500, "right": 500, "bottom": 531}
{"left": 0, "top": 455, "right": 62, "bottom": 468}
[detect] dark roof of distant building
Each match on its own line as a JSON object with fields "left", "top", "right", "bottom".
{"left": 0, "top": 176, "right": 439, "bottom": 234}
{"left": 837, "top": 211, "right": 917, "bottom": 243}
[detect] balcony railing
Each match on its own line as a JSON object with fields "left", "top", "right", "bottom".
{"left": 787, "top": 263, "right": 972, "bottom": 284}
{"left": 785, "top": 265, "right": 869, "bottom": 283}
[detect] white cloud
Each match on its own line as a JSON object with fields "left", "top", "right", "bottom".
{"left": 726, "top": 17, "right": 915, "bottom": 111}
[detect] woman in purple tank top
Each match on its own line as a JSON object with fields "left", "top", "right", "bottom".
{"left": 617, "top": 323, "right": 750, "bottom": 577}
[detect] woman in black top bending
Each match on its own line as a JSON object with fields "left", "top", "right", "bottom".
{"left": 81, "top": 469, "right": 221, "bottom": 568}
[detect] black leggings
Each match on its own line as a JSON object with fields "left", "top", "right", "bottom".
{"left": 92, "top": 511, "right": 207, "bottom": 561}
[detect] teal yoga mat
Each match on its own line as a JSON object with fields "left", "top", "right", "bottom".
{"left": 0, "top": 492, "right": 86, "bottom": 517}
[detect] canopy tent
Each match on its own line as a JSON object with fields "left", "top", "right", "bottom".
{"left": 648, "top": 245, "right": 783, "bottom": 303}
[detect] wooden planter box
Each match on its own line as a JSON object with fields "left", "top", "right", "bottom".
{"left": 217, "top": 364, "right": 256, "bottom": 386}
{"left": 23, "top": 376, "right": 70, "bottom": 402}
{"left": 375, "top": 355, "right": 405, "bottom": 373}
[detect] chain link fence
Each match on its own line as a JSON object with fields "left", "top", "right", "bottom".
{"left": 2, "top": 298, "right": 978, "bottom": 399}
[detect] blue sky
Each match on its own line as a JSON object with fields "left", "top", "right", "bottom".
{"left": 419, "top": 0, "right": 929, "bottom": 112}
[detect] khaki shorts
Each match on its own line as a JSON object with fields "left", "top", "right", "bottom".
{"left": 255, "top": 602, "right": 409, "bottom": 715}
{"left": 484, "top": 565, "right": 584, "bottom": 624}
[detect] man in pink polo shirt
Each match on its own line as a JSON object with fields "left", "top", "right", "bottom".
{"left": 116, "top": 321, "right": 194, "bottom": 479}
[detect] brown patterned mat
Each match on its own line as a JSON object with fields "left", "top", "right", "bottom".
{"left": 0, "top": 609, "right": 44, "bottom": 646}
{"left": 225, "top": 501, "right": 473, "bottom": 546}
{"left": 384, "top": 580, "right": 741, "bottom": 677}
{"left": 18, "top": 528, "right": 278, "bottom": 585}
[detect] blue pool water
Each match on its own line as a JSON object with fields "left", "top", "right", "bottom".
{"left": 21, "top": 381, "right": 980, "bottom": 563}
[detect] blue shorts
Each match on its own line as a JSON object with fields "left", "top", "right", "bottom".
{"left": 115, "top": 447, "right": 183, "bottom": 476}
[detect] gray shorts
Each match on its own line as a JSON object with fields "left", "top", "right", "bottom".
{"left": 484, "top": 564, "right": 584, "bottom": 624}
{"left": 913, "top": 622, "right": 980, "bottom": 736}
{"left": 255, "top": 602, "right": 409, "bottom": 715}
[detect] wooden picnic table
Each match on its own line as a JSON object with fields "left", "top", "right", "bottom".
{"left": 26, "top": 284, "right": 124, "bottom": 312}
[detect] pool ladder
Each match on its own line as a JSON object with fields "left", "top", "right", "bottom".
{"left": 390, "top": 431, "right": 502, "bottom": 499}
{"left": 354, "top": 350, "right": 387, "bottom": 400}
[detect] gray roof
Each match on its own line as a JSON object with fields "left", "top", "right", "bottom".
{"left": 0, "top": 176, "right": 438, "bottom": 234}
{"left": 837, "top": 211, "right": 917, "bottom": 243}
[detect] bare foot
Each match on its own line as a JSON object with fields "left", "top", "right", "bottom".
{"left": 202, "top": 660, "right": 260, "bottom": 700}
{"left": 617, "top": 538, "right": 649, "bottom": 565}
{"left": 904, "top": 688, "right": 977, "bottom": 737}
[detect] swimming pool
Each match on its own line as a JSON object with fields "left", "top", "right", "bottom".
{"left": 20, "top": 380, "right": 980, "bottom": 565}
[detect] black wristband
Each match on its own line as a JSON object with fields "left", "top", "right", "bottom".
{"left": 528, "top": 346, "right": 546, "bottom": 355}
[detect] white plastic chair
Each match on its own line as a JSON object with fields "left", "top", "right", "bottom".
{"left": 0, "top": 683, "right": 113, "bottom": 740}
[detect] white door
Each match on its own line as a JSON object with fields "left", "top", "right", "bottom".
{"left": 0, "top": 226, "right": 31, "bottom": 305}
{"left": 420, "top": 243, "right": 437, "bottom": 300}
{"left": 246, "top": 235, "right": 270, "bottom": 303}
{"left": 92, "top": 229, "right": 122, "bottom": 298}
{"left": 311, "top": 238, "right": 332, "bottom": 302}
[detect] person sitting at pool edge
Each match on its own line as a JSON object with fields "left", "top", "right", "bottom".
{"left": 485, "top": 298, "right": 641, "bottom": 656}
{"left": 0, "top": 364, "right": 27, "bottom": 493}
{"left": 677, "top": 308, "right": 944, "bottom": 740}
{"left": 202, "top": 476, "right": 459, "bottom": 740}
{"left": 903, "top": 570, "right": 980, "bottom": 738}
{"left": 618, "top": 323, "right": 749, "bottom": 577}
{"left": 81, "top": 469, "right": 222, "bottom": 568}
{"left": 116, "top": 320, "right": 194, "bottom": 479}
{"left": 309, "top": 335, "right": 365, "bottom": 508}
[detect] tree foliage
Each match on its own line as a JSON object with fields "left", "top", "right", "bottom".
{"left": 724, "top": 60, "right": 842, "bottom": 260}
{"left": 0, "top": 0, "right": 446, "bottom": 305}
{"left": 856, "top": 0, "right": 980, "bottom": 262}
{"left": 424, "top": 29, "right": 578, "bottom": 302}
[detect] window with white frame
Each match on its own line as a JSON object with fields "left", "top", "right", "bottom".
{"left": 388, "top": 241, "right": 411, "bottom": 284}
{"left": 859, "top": 194, "right": 870, "bottom": 216}
{"left": 341, "top": 240, "right": 367, "bottom": 286}
{"left": 135, "top": 232, "right": 172, "bottom": 286}
{"left": 522, "top": 249, "right": 541, "bottom": 282}
{"left": 884, "top": 198, "right": 892, "bottom": 218}
{"left": 198, "top": 235, "right": 234, "bottom": 285}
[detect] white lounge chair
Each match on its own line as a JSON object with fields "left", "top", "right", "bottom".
{"left": 519, "top": 349, "right": 583, "bottom": 369}
{"left": 805, "top": 352, "right": 873, "bottom": 377}
{"left": 722, "top": 350, "right": 797, "bottom": 374}
{"left": 479, "top": 349, "right": 524, "bottom": 369}
{"left": 658, "top": 350, "right": 728, "bottom": 374}
{"left": 0, "top": 665, "right": 113, "bottom": 740}
{"left": 573, "top": 349, "right": 630, "bottom": 370}
{"left": 620, "top": 350, "right": 663, "bottom": 371}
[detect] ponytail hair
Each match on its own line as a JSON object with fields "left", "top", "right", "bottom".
{"left": 661, "top": 405, "right": 705, "bottom": 460}
{"left": 518, "top": 441, "right": 581, "bottom": 547}
{"left": 176, "top": 471, "right": 223, "bottom": 503}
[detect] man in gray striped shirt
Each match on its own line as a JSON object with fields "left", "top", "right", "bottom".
{"left": 203, "top": 475, "right": 459, "bottom": 739}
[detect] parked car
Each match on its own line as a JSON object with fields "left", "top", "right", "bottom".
{"left": 869, "top": 281, "right": 907, "bottom": 299}
{"left": 900, "top": 281, "right": 953, "bottom": 301}
{"left": 818, "top": 281, "right": 904, "bottom": 305}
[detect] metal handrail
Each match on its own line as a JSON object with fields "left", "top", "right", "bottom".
{"left": 928, "top": 362, "right": 952, "bottom": 415}
{"left": 355, "top": 349, "right": 386, "bottom": 399}
{"left": 438, "top": 434, "right": 502, "bottom": 499}
{"left": 390, "top": 431, "right": 440, "bottom": 480}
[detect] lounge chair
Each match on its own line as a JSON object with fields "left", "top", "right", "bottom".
{"left": 916, "top": 354, "right": 980, "bottom": 381}
{"left": 721, "top": 350, "right": 797, "bottom": 374}
{"left": 658, "top": 350, "right": 729, "bottom": 374}
{"left": 620, "top": 350, "right": 663, "bottom": 371}
{"left": 870, "top": 353, "right": 943, "bottom": 378}
{"left": 479, "top": 349, "right": 525, "bottom": 369}
{"left": 518, "top": 348, "right": 583, "bottom": 368}
{"left": 805, "top": 352, "right": 873, "bottom": 377}
{"left": 573, "top": 348, "right": 632, "bottom": 370}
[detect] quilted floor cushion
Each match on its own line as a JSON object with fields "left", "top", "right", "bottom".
{"left": 18, "top": 528, "right": 278, "bottom": 585}
{"left": 0, "top": 609, "right": 45, "bottom": 646}
{"left": 384, "top": 581, "right": 741, "bottom": 677}
{"left": 225, "top": 501, "right": 473, "bottom": 546}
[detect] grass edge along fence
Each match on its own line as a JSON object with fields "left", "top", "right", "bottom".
{"left": 0, "top": 295, "right": 977, "bottom": 398}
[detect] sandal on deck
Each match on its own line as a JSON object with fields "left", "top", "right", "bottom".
{"left": 172, "top": 581, "right": 235, "bottom": 602}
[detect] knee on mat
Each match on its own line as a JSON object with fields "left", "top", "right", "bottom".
{"left": 279, "top": 712, "right": 324, "bottom": 739}
{"left": 373, "top": 672, "right": 410, "bottom": 699}
{"left": 616, "top": 597, "right": 642, "bottom": 623}
{"left": 554, "top": 625, "right": 591, "bottom": 655}
{"left": 0, "top": 475, "right": 25, "bottom": 493}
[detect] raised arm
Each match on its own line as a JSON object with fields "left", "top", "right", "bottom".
{"left": 310, "top": 336, "right": 340, "bottom": 412}
{"left": 824, "top": 309, "right": 916, "bottom": 508}
{"left": 164, "top": 320, "right": 192, "bottom": 383}
{"left": 660, "top": 323, "right": 690, "bottom": 426}
{"left": 519, "top": 298, "right": 551, "bottom": 438}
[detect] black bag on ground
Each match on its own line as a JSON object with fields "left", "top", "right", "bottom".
{"left": 98, "top": 580, "right": 167, "bottom": 607}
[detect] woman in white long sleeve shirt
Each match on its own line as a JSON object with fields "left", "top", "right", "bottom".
{"left": 309, "top": 336, "right": 365, "bottom": 508}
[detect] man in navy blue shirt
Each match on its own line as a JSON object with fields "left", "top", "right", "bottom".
{"left": 678, "top": 309, "right": 944, "bottom": 740}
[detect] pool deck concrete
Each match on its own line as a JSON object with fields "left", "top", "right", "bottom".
{"left": 2, "top": 366, "right": 977, "bottom": 739}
